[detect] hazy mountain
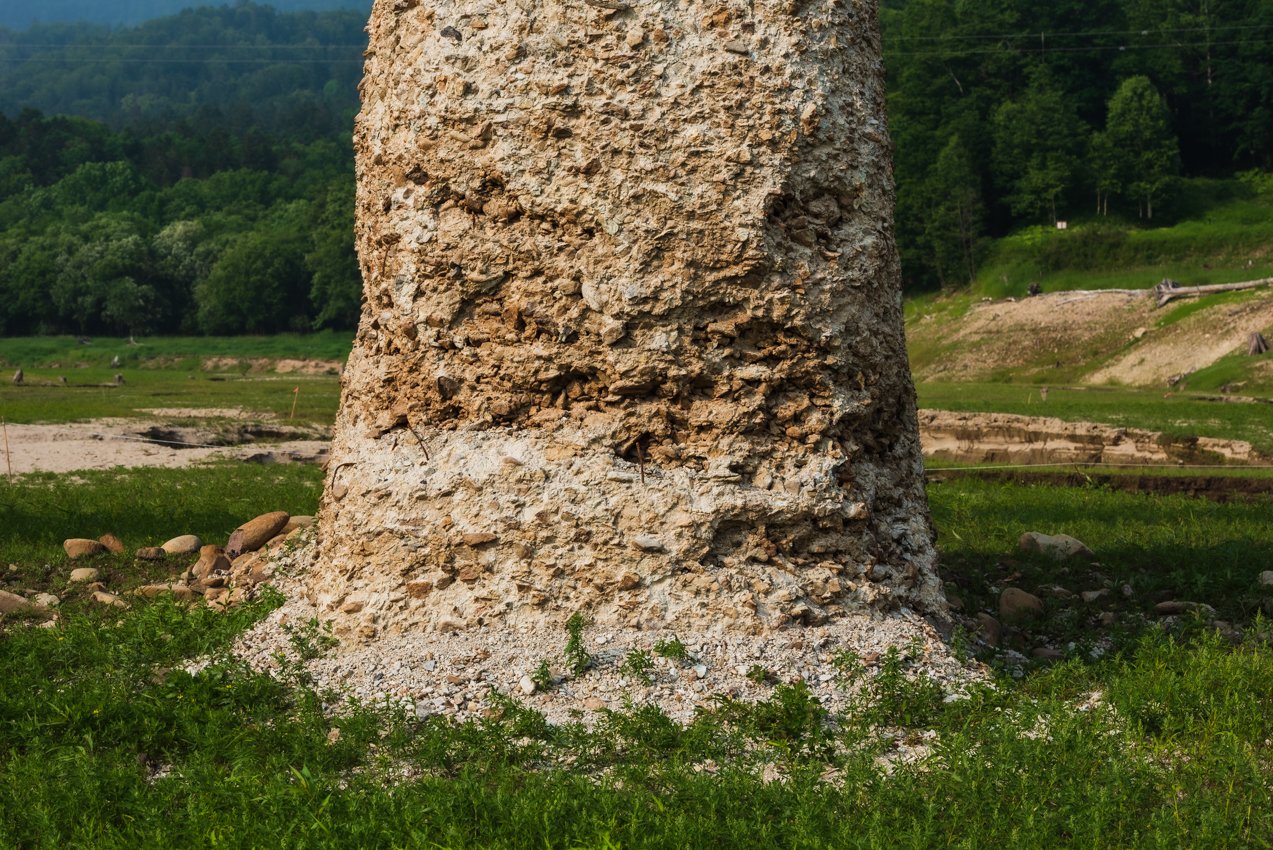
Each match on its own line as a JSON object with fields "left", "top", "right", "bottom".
{"left": 1, "top": 0, "right": 370, "bottom": 31}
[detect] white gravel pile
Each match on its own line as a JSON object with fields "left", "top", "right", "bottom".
{"left": 201, "top": 544, "right": 989, "bottom": 726}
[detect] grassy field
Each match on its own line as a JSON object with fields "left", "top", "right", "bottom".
{"left": 1, "top": 467, "right": 1271, "bottom": 847}
{"left": 972, "top": 178, "right": 1273, "bottom": 299}
{"left": 0, "top": 331, "right": 354, "bottom": 371}
{"left": 0, "top": 368, "right": 343, "bottom": 426}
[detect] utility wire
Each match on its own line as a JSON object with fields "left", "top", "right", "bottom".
{"left": 881, "top": 23, "right": 1273, "bottom": 42}
{"left": 928, "top": 461, "right": 1273, "bottom": 472}
{"left": 883, "top": 37, "right": 1273, "bottom": 57}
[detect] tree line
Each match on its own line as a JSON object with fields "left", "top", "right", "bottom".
{"left": 883, "top": 0, "right": 1273, "bottom": 290}
{"left": 0, "top": 108, "right": 360, "bottom": 336}
{"left": 0, "top": 4, "right": 366, "bottom": 337}
{"left": 3, "top": 1, "right": 1273, "bottom": 333}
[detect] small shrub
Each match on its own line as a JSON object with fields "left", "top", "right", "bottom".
{"left": 831, "top": 650, "right": 864, "bottom": 681}
{"left": 863, "top": 646, "right": 943, "bottom": 727}
{"left": 564, "top": 613, "right": 592, "bottom": 676}
{"left": 620, "top": 649, "right": 655, "bottom": 685}
{"left": 653, "top": 635, "right": 689, "bottom": 663}
{"left": 746, "top": 664, "right": 770, "bottom": 685}
{"left": 281, "top": 616, "right": 338, "bottom": 662}
{"left": 532, "top": 659, "right": 554, "bottom": 693}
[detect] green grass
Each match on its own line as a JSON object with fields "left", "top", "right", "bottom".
{"left": 0, "top": 464, "right": 324, "bottom": 572}
{"left": 0, "top": 368, "right": 342, "bottom": 425}
{"left": 3, "top": 470, "right": 1273, "bottom": 846}
{"left": 972, "top": 178, "right": 1273, "bottom": 299}
{"left": 0, "top": 330, "right": 354, "bottom": 370}
{"left": 916, "top": 382, "right": 1273, "bottom": 455}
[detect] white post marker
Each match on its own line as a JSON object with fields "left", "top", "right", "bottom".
{"left": 290, "top": 387, "right": 300, "bottom": 420}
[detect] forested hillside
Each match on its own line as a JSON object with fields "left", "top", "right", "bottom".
{"left": 0, "top": 4, "right": 364, "bottom": 336}
{"left": 3, "top": 0, "right": 1273, "bottom": 335}
{"left": 882, "top": 0, "right": 1273, "bottom": 289}
{"left": 1, "top": 0, "right": 369, "bottom": 31}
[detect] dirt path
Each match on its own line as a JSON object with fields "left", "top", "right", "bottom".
{"left": 0, "top": 419, "right": 329, "bottom": 474}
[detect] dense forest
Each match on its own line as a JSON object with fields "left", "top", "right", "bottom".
{"left": 2, "top": 0, "right": 1273, "bottom": 334}
{"left": 1, "top": 0, "right": 369, "bottom": 31}
{"left": 881, "top": 0, "right": 1273, "bottom": 289}
{"left": 0, "top": 4, "right": 364, "bottom": 336}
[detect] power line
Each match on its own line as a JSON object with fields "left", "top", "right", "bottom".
{"left": 883, "top": 37, "right": 1273, "bottom": 57}
{"left": 882, "top": 23, "right": 1273, "bottom": 42}
{"left": 0, "top": 57, "right": 364, "bottom": 64}
{"left": 0, "top": 42, "right": 366, "bottom": 49}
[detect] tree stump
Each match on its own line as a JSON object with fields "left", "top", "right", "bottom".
{"left": 1250, "top": 333, "right": 1269, "bottom": 356}
{"left": 310, "top": 0, "right": 943, "bottom": 641}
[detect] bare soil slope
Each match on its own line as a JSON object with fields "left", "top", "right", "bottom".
{"left": 908, "top": 288, "right": 1273, "bottom": 388}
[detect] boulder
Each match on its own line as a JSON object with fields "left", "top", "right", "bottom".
{"left": 34, "top": 593, "right": 60, "bottom": 607}
{"left": 93, "top": 590, "right": 127, "bottom": 608}
{"left": 234, "top": 511, "right": 290, "bottom": 553}
{"left": 0, "top": 589, "right": 42, "bottom": 614}
{"left": 519, "top": 675, "right": 536, "bottom": 695}
{"left": 282, "top": 515, "right": 316, "bottom": 534}
{"left": 98, "top": 533, "right": 125, "bottom": 554}
{"left": 64, "top": 539, "right": 106, "bottom": 559}
{"left": 135, "top": 547, "right": 166, "bottom": 560}
{"left": 1080, "top": 590, "right": 1108, "bottom": 603}
{"left": 1259, "top": 570, "right": 1273, "bottom": 587}
{"left": 195, "top": 554, "right": 232, "bottom": 578}
{"left": 161, "top": 535, "right": 202, "bottom": 555}
{"left": 1019, "top": 532, "right": 1095, "bottom": 562}
{"left": 1031, "top": 647, "right": 1064, "bottom": 660}
{"left": 974, "top": 613, "right": 1002, "bottom": 647}
{"left": 1000, "top": 588, "right": 1043, "bottom": 621}
{"left": 69, "top": 567, "right": 101, "bottom": 583}
{"left": 616, "top": 571, "right": 641, "bottom": 591}
{"left": 135, "top": 584, "right": 196, "bottom": 602}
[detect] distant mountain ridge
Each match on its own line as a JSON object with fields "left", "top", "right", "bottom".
{"left": 1, "top": 0, "right": 370, "bottom": 31}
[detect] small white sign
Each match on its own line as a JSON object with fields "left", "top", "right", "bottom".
{"left": 1056, "top": 221, "right": 1068, "bottom": 230}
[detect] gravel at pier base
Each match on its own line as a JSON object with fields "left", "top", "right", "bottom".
{"left": 208, "top": 545, "right": 985, "bottom": 726}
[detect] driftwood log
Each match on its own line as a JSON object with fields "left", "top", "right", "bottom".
{"left": 1251, "top": 333, "right": 1270, "bottom": 356}
{"left": 1154, "top": 278, "right": 1273, "bottom": 308}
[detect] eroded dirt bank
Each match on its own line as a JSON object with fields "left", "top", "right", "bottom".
{"left": 918, "top": 409, "right": 1271, "bottom": 467}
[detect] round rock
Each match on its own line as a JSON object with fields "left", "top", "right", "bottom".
{"left": 135, "top": 547, "right": 167, "bottom": 560}
{"left": 161, "top": 535, "right": 202, "bottom": 555}
{"left": 64, "top": 539, "right": 106, "bottom": 559}
{"left": 1019, "top": 532, "right": 1095, "bottom": 562}
{"left": 98, "top": 533, "right": 125, "bottom": 554}
{"left": 235, "top": 511, "right": 290, "bottom": 553}
{"left": 0, "top": 589, "right": 41, "bottom": 614}
{"left": 282, "top": 516, "right": 316, "bottom": 534}
{"left": 1000, "top": 587, "right": 1043, "bottom": 621}
{"left": 974, "top": 613, "right": 1002, "bottom": 647}
{"left": 69, "top": 567, "right": 101, "bottom": 583}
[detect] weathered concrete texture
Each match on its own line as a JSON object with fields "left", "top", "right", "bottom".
{"left": 309, "top": 0, "right": 942, "bottom": 642}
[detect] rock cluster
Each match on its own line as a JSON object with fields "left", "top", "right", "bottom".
{"left": 310, "top": 0, "right": 941, "bottom": 643}
{"left": 49, "top": 515, "right": 315, "bottom": 611}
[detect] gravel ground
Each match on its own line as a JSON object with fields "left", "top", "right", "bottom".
{"left": 207, "top": 543, "right": 988, "bottom": 726}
